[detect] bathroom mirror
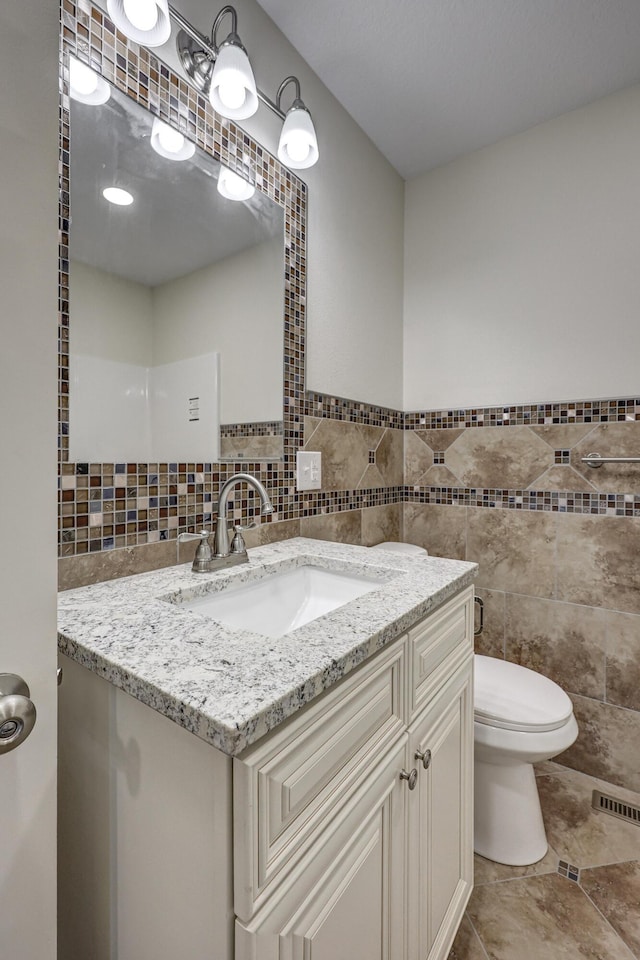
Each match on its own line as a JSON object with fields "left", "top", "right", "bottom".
{"left": 68, "top": 73, "right": 285, "bottom": 462}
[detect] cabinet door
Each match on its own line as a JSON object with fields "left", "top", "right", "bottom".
{"left": 408, "top": 658, "right": 473, "bottom": 960}
{"left": 236, "top": 739, "right": 408, "bottom": 960}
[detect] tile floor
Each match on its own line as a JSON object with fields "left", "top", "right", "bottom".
{"left": 448, "top": 762, "right": 640, "bottom": 959}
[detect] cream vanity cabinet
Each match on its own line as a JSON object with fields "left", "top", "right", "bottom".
{"left": 232, "top": 586, "right": 474, "bottom": 960}
{"left": 58, "top": 581, "right": 473, "bottom": 960}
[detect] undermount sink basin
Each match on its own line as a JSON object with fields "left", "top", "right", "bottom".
{"left": 180, "top": 565, "right": 384, "bottom": 638}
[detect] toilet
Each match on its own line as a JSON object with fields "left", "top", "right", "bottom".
{"left": 370, "top": 541, "right": 579, "bottom": 866}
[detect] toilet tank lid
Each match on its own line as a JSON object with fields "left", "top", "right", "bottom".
{"left": 370, "top": 542, "right": 428, "bottom": 557}
{"left": 474, "top": 655, "right": 573, "bottom": 732}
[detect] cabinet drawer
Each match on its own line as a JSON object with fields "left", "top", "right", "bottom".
{"left": 409, "top": 587, "right": 473, "bottom": 719}
{"left": 234, "top": 640, "right": 406, "bottom": 921}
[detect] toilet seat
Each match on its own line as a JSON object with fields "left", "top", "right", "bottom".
{"left": 474, "top": 655, "right": 573, "bottom": 733}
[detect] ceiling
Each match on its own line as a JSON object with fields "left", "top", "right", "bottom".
{"left": 256, "top": 0, "right": 640, "bottom": 179}
{"left": 70, "top": 80, "right": 282, "bottom": 287}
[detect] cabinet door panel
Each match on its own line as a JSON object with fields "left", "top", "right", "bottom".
{"left": 409, "top": 587, "right": 473, "bottom": 718}
{"left": 236, "top": 740, "right": 407, "bottom": 960}
{"left": 408, "top": 658, "right": 473, "bottom": 960}
{"left": 234, "top": 641, "right": 406, "bottom": 920}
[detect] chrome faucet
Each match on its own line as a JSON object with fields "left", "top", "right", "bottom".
{"left": 214, "top": 472, "right": 274, "bottom": 557}
{"left": 178, "top": 473, "right": 274, "bottom": 573}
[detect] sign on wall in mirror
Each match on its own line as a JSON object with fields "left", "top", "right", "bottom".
{"left": 69, "top": 71, "right": 285, "bottom": 463}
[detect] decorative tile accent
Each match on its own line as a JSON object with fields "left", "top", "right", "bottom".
{"left": 219, "top": 421, "right": 283, "bottom": 438}
{"left": 405, "top": 396, "right": 640, "bottom": 429}
{"left": 558, "top": 860, "right": 580, "bottom": 882}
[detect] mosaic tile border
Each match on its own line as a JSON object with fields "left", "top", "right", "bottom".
{"left": 219, "top": 421, "right": 283, "bottom": 438}
{"left": 405, "top": 486, "right": 640, "bottom": 517}
{"left": 404, "top": 397, "right": 640, "bottom": 430}
{"left": 304, "top": 391, "right": 404, "bottom": 428}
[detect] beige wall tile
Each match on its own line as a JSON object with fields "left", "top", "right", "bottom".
{"left": 300, "top": 510, "right": 362, "bottom": 545}
{"left": 302, "top": 419, "right": 370, "bottom": 490}
{"left": 59, "top": 538, "right": 178, "bottom": 590}
{"left": 557, "top": 693, "right": 640, "bottom": 793}
{"left": 374, "top": 428, "right": 404, "bottom": 485}
{"left": 466, "top": 507, "right": 556, "bottom": 596}
{"left": 530, "top": 424, "right": 597, "bottom": 448}
{"left": 415, "top": 428, "right": 465, "bottom": 451}
{"left": 604, "top": 609, "right": 640, "bottom": 711}
{"left": 527, "top": 465, "right": 596, "bottom": 492}
{"left": 361, "top": 503, "right": 402, "bottom": 547}
{"left": 404, "top": 430, "right": 433, "bottom": 485}
{"left": 474, "top": 588, "right": 505, "bottom": 658}
{"left": 446, "top": 426, "right": 551, "bottom": 489}
{"left": 403, "top": 502, "right": 466, "bottom": 560}
{"left": 556, "top": 514, "right": 640, "bottom": 614}
{"left": 505, "top": 596, "right": 606, "bottom": 700}
{"left": 572, "top": 421, "right": 640, "bottom": 492}
{"left": 242, "top": 518, "right": 300, "bottom": 549}
{"left": 219, "top": 435, "right": 283, "bottom": 460}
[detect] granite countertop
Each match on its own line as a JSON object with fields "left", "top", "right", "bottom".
{"left": 58, "top": 537, "right": 477, "bottom": 756}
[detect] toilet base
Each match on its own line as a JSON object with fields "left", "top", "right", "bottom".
{"left": 474, "top": 756, "right": 548, "bottom": 866}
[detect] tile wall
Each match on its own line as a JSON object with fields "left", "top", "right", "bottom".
{"left": 403, "top": 403, "right": 640, "bottom": 793}
{"left": 58, "top": 3, "right": 639, "bottom": 793}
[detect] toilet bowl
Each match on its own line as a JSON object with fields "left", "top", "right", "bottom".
{"left": 370, "top": 541, "right": 579, "bottom": 867}
{"left": 474, "top": 655, "right": 578, "bottom": 865}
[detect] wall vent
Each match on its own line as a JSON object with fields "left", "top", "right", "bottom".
{"left": 592, "top": 789, "right": 640, "bottom": 826}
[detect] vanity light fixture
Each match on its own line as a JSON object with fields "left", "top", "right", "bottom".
{"left": 106, "top": 0, "right": 171, "bottom": 47}
{"left": 69, "top": 55, "right": 111, "bottom": 105}
{"left": 110, "top": 1, "right": 319, "bottom": 169}
{"left": 217, "top": 166, "right": 255, "bottom": 202}
{"left": 172, "top": 5, "right": 319, "bottom": 169}
{"left": 276, "top": 76, "right": 319, "bottom": 170}
{"left": 150, "top": 117, "right": 196, "bottom": 161}
{"left": 102, "top": 186, "right": 134, "bottom": 206}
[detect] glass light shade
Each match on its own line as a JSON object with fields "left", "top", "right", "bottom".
{"left": 106, "top": 0, "right": 171, "bottom": 46}
{"left": 103, "top": 186, "right": 134, "bottom": 206}
{"left": 277, "top": 105, "right": 319, "bottom": 170}
{"left": 150, "top": 117, "right": 196, "bottom": 161}
{"left": 217, "top": 167, "right": 255, "bottom": 202}
{"left": 209, "top": 43, "right": 258, "bottom": 121}
{"left": 69, "top": 56, "right": 111, "bottom": 105}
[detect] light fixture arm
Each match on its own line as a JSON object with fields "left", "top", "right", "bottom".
{"left": 169, "top": 3, "right": 287, "bottom": 120}
{"left": 211, "top": 4, "right": 238, "bottom": 52}
{"left": 276, "top": 76, "right": 303, "bottom": 113}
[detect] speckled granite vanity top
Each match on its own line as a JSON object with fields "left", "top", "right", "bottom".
{"left": 58, "top": 538, "right": 477, "bottom": 756}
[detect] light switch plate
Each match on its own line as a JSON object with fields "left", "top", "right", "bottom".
{"left": 296, "top": 451, "right": 322, "bottom": 491}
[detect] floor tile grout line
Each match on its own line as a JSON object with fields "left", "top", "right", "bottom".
{"left": 577, "top": 886, "right": 639, "bottom": 960}
{"left": 578, "top": 856, "right": 640, "bottom": 872}
{"left": 465, "top": 912, "right": 492, "bottom": 960}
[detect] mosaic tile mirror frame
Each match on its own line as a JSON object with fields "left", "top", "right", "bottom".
{"left": 58, "top": 0, "right": 306, "bottom": 557}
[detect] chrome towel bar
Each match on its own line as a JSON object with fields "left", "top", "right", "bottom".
{"left": 581, "top": 452, "right": 640, "bottom": 468}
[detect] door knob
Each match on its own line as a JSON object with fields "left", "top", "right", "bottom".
{"left": 400, "top": 768, "right": 418, "bottom": 790}
{"left": 0, "top": 674, "right": 36, "bottom": 755}
{"left": 415, "top": 748, "right": 432, "bottom": 770}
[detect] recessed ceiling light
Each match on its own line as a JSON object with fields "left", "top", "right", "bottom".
{"left": 102, "top": 187, "right": 134, "bottom": 206}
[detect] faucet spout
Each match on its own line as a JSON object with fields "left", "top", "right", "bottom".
{"left": 214, "top": 473, "right": 274, "bottom": 558}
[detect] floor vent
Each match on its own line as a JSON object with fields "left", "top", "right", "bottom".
{"left": 592, "top": 789, "right": 640, "bottom": 826}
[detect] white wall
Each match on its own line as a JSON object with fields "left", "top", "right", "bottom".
{"left": 0, "top": 0, "right": 58, "bottom": 954}
{"left": 404, "top": 84, "right": 640, "bottom": 410}
{"left": 153, "top": 239, "right": 283, "bottom": 424}
{"left": 71, "top": 260, "right": 153, "bottom": 364}
{"left": 135, "top": 0, "right": 406, "bottom": 410}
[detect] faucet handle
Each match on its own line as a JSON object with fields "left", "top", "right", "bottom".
{"left": 178, "top": 529, "right": 211, "bottom": 543}
{"left": 178, "top": 529, "right": 213, "bottom": 573}
{"left": 230, "top": 523, "right": 256, "bottom": 556}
